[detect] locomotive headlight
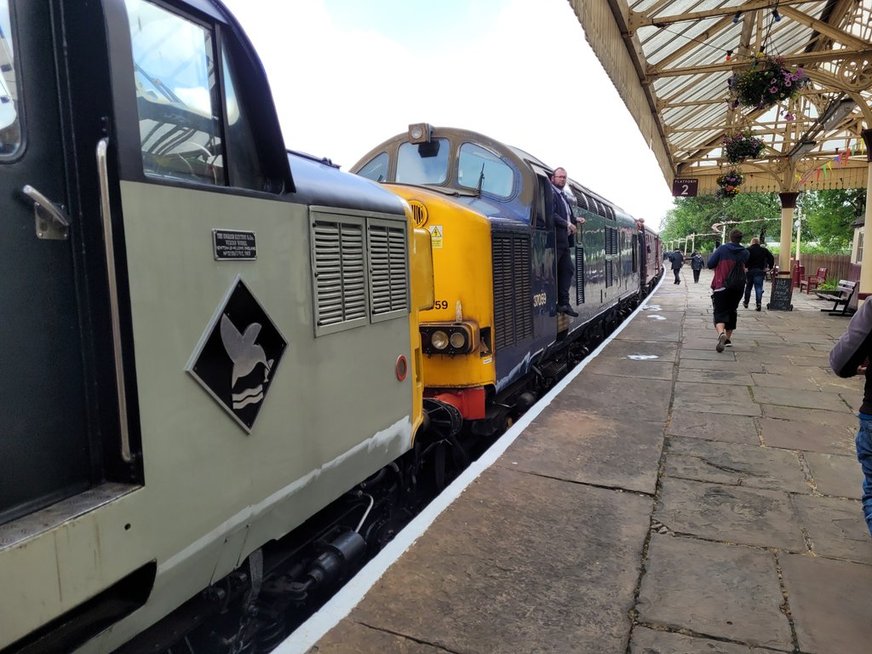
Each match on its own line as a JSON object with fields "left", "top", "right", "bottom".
{"left": 431, "top": 330, "right": 449, "bottom": 350}
{"left": 421, "top": 322, "right": 479, "bottom": 355}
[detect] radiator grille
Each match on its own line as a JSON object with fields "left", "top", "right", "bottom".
{"left": 575, "top": 246, "right": 585, "bottom": 305}
{"left": 369, "top": 223, "right": 408, "bottom": 317}
{"left": 313, "top": 220, "right": 367, "bottom": 327}
{"left": 605, "top": 259, "right": 614, "bottom": 288}
{"left": 493, "top": 232, "right": 532, "bottom": 350}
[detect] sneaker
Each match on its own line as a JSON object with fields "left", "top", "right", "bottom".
{"left": 755, "top": 304, "right": 762, "bottom": 311}
{"left": 724, "top": 339, "right": 732, "bottom": 347}
{"left": 716, "top": 332, "right": 727, "bottom": 352}
{"left": 742, "top": 301, "right": 749, "bottom": 308}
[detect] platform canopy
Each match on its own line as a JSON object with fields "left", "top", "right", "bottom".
{"left": 567, "top": 0, "right": 872, "bottom": 196}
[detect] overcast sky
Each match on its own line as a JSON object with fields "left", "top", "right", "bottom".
{"left": 222, "top": 0, "right": 676, "bottom": 228}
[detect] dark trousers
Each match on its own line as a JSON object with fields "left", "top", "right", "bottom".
{"left": 673, "top": 269, "right": 681, "bottom": 283}
{"left": 712, "top": 288, "right": 743, "bottom": 330}
{"left": 557, "top": 247, "right": 573, "bottom": 305}
{"left": 692, "top": 269, "right": 701, "bottom": 283}
{"left": 743, "top": 269, "right": 765, "bottom": 305}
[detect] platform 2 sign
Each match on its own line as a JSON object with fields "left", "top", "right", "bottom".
{"left": 768, "top": 276, "right": 794, "bottom": 311}
{"left": 672, "top": 178, "right": 698, "bottom": 197}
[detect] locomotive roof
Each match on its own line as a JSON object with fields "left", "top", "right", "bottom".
{"left": 287, "top": 151, "right": 407, "bottom": 215}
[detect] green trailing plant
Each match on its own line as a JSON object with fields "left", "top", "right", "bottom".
{"left": 723, "top": 131, "right": 764, "bottom": 163}
{"left": 728, "top": 55, "right": 809, "bottom": 109}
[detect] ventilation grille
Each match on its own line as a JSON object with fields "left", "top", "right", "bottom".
{"left": 493, "top": 232, "right": 532, "bottom": 350}
{"left": 369, "top": 223, "right": 408, "bottom": 316}
{"left": 575, "top": 246, "right": 585, "bottom": 305}
{"left": 605, "top": 259, "right": 614, "bottom": 288}
{"left": 313, "top": 220, "right": 367, "bottom": 326}
{"left": 606, "top": 226, "right": 619, "bottom": 255}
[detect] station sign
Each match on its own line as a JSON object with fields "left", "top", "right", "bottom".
{"left": 672, "top": 178, "right": 698, "bottom": 197}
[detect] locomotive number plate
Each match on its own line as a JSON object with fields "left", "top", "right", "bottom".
{"left": 213, "top": 229, "right": 257, "bottom": 260}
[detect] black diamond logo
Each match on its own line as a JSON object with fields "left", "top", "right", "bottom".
{"left": 187, "top": 277, "right": 287, "bottom": 432}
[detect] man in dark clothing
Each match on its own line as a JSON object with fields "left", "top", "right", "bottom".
{"left": 829, "top": 301, "right": 872, "bottom": 537}
{"left": 690, "top": 251, "right": 704, "bottom": 283}
{"left": 668, "top": 249, "right": 683, "bottom": 284}
{"left": 551, "top": 168, "right": 578, "bottom": 317}
{"left": 742, "top": 237, "right": 775, "bottom": 311}
{"left": 707, "top": 229, "right": 749, "bottom": 352}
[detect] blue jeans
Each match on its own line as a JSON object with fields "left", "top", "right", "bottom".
{"left": 857, "top": 413, "right": 872, "bottom": 535}
{"left": 743, "top": 269, "right": 765, "bottom": 305}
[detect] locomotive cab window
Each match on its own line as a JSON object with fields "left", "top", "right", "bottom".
{"left": 457, "top": 142, "right": 514, "bottom": 198}
{"left": 0, "top": 0, "right": 21, "bottom": 158}
{"left": 357, "top": 151, "right": 389, "bottom": 182}
{"left": 396, "top": 138, "right": 449, "bottom": 185}
{"left": 126, "top": 0, "right": 225, "bottom": 185}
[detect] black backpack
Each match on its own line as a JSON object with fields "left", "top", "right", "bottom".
{"left": 724, "top": 260, "right": 746, "bottom": 290}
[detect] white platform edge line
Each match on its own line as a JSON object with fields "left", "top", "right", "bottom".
{"left": 275, "top": 274, "right": 666, "bottom": 653}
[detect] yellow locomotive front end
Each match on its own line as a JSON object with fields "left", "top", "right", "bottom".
{"left": 387, "top": 185, "right": 496, "bottom": 422}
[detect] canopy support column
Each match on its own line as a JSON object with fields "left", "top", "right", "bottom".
{"left": 778, "top": 192, "right": 799, "bottom": 272}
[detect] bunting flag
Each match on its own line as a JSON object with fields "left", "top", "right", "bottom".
{"left": 797, "top": 148, "right": 856, "bottom": 186}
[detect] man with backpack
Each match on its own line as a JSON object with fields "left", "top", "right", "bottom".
{"left": 707, "top": 229, "right": 750, "bottom": 352}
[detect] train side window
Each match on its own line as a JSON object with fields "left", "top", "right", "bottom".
{"left": 457, "top": 142, "right": 514, "bottom": 198}
{"left": 357, "top": 152, "right": 389, "bottom": 182}
{"left": 0, "top": 1, "right": 21, "bottom": 158}
{"left": 125, "top": 0, "right": 226, "bottom": 186}
{"left": 533, "top": 175, "right": 553, "bottom": 229}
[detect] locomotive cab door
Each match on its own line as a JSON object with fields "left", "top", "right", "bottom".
{"left": 0, "top": 1, "right": 102, "bottom": 523}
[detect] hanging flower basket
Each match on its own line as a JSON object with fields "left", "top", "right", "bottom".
{"left": 723, "top": 131, "right": 764, "bottom": 163}
{"left": 715, "top": 168, "right": 743, "bottom": 199}
{"left": 727, "top": 55, "right": 809, "bottom": 109}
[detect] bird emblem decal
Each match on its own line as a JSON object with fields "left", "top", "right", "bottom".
{"left": 220, "top": 314, "right": 274, "bottom": 410}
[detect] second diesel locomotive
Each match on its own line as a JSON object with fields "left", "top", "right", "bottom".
{"left": 353, "top": 125, "right": 663, "bottom": 437}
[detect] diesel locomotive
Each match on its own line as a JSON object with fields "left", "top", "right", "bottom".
{"left": 353, "top": 125, "right": 663, "bottom": 436}
{"left": 1, "top": 1, "right": 435, "bottom": 652}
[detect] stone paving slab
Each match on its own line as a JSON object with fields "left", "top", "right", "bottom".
{"left": 655, "top": 477, "right": 806, "bottom": 550}
{"left": 748, "top": 372, "right": 822, "bottom": 391}
{"left": 629, "top": 627, "right": 785, "bottom": 653}
{"left": 556, "top": 372, "right": 672, "bottom": 422}
{"left": 760, "top": 404, "right": 857, "bottom": 431}
{"left": 587, "top": 339, "right": 679, "bottom": 362}
{"left": 336, "top": 466, "right": 651, "bottom": 654}
{"left": 673, "top": 381, "right": 761, "bottom": 417}
{"left": 636, "top": 535, "right": 792, "bottom": 650}
{"left": 790, "top": 494, "right": 872, "bottom": 564}
{"left": 752, "top": 387, "right": 849, "bottom": 412}
{"left": 678, "top": 368, "right": 755, "bottom": 386}
{"left": 311, "top": 623, "right": 445, "bottom": 653}
{"left": 678, "top": 357, "right": 766, "bottom": 372}
{"left": 502, "top": 410, "right": 663, "bottom": 495}
{"left": 664, "top": 437, "right": 809, "bottom": 493}
{"left": 667, "top": 410, "right": 759, "bottom": 445}
{"left": 781, "top": 554, "right": 872, "bottom": 654}
{"left": 758, "top": 416, "right": 855, "bottom": 455}
{"left": 804, "top": 452, "right": 862, "bottom": 498}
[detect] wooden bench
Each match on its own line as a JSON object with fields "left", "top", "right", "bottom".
{"left": 800, "top": 266, "right": 828, "bottom": 294}
{"left": 815, "top": 280, "right": 858, "bottom": 316}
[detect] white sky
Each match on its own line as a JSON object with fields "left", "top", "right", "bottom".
{"left": 222, "top": 0, "right": 676, "bottom": 229}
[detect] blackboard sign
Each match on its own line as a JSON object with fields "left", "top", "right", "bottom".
{"left": 768, "top": 275, "right": 793, "bottom": 311}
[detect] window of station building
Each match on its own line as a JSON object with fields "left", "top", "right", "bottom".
{"left": 357, "top": 152, "right": 389, "bottom": 182}
{"left": 0, "top": 1, "right": 21, "bottom": 158}
{"left": 457, "top": 143, "right": 514, "bottom": 198}
{"left": 126, "top": 0, "right": 226, "bottom": 186}
{"left": 396, "top": 138, "right": 449, "bottom": 185}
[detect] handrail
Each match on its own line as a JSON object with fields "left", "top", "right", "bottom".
{"left": 96, "top": 138, "right": 132, "bottom": 463}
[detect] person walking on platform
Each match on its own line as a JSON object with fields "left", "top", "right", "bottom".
{"left": 742, "top": 237, "right": 775, "bottom": 311}
{"left": 668, "top": 249, "right": 683, "bottom": 284}
{"left": 829, "top": 303, "right": 872, "bottom": 538}
{"left": 690, "top": 251, "right": 704, "bottom": 283}
{"left": 707, "top": 229, "right": 749, "bottom": 352}
{"left": 550, "top": 167, "right": 578, "bottom": 317}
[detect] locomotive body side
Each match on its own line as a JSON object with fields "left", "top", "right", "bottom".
{"left": 0, "top": 2, "right": 425, "bottom": 651}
